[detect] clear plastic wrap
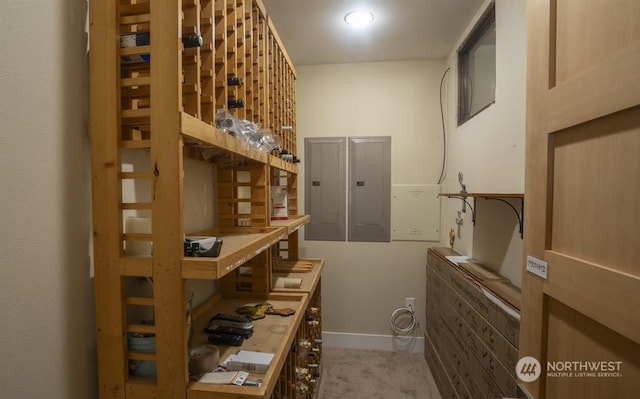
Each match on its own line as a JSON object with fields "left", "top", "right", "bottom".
{"left": 244, "top": 128, "right": 280, "bottom": 153}
{"left": 215, "top": 109, "right": 281, "bottom": 153}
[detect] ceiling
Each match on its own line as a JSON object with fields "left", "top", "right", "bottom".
{"left": 262, "top": 0, "right": 486, "bottom": 66}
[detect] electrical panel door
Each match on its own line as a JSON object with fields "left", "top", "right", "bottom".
{"left": 348, "top": 136, "right": 391, "bottom": 242}
{"left": 304, "top": 137, "right": 346, "bottom": 241}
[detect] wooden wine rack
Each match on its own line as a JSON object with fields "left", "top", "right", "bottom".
{"left": 89, "top": 1, "right": 316, "bottom": 398}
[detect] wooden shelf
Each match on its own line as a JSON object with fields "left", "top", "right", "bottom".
{"left": 268, "top": 154, "right": 298, "bottom": 173}
{"left": 181, "top": 113, "right": 300, "bottom": 173}
{"left": 269, "top": 214, "right": 310, "bottom": 235}
{"left": 439, "top": 192, "right": 523, "bottom": 198}
{"left": 188, "top": 293, "right": 309, "bottom": 399}
{"left": 182, "top": 227, "right": 287, "bottom": 279}
{"left": 439, "top": 193, "right": 525, "bottom": 238}
{"left": 272, "top": 258, "right": 324, "bottom": 294}
{"left": 181, "top": 112, "right": 270, "bottom": 165}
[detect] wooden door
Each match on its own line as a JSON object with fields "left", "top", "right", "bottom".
{"left": 522, "top": 1, "right": 640, "bottom": 398}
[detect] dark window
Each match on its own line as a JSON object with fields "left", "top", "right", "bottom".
{"left": 458, "top": 3, "right": 496, "bottom": 125}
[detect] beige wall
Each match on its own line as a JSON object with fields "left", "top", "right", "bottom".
{"left": 442, "top": 0, "right": 527, "bottom": 287}
{"left": 296, "top": 0, "right": 527, "bottom": 345}
{"left": 296, "top": 60, "right": 447, "bottom": 339}
{"left": 0, "top": 1, "right": 97, "bottom": 398}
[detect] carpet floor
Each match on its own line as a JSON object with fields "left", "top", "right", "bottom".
{"left": 317, "top": 348, "right": 443, "bottom": 399}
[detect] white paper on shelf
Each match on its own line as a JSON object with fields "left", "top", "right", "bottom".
{"left": 199, "top": 371, "right": 241, "bottom": 384}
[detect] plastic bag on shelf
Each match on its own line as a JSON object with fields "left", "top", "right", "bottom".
{"left": 215, "top": 108, "right": 258, "bottom": 140}
{"left": 215, "top": 108, "right": 240, "bottom": 136}
{"left": 214, "top": 109, "right": 281, "bottom": 154}
{"left": 244, "top": 128, "right": 281, "bottom": 154}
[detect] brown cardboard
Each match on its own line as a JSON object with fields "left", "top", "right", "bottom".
{"left": 457, "top": 261, "right": 510, "bottom": 283}
{"left": 487, "top": 299, "right": 520, "bottom": 348}
{"left": 427, "top": 250, "right": 453, "bottom": 285}
{"left": 431, "top": 249, "right": 521, "bottom": 348}
{"left": 427, "top": 308, "right": 484, "bottom": 399}
{"left": 424, "top": 332, "right": 459, "bottom": 399}
{"left": 427, "top": 248, "right": 523, "bottom": 398}
{"left": 484, "top": 279, "right": 522, "bottom": 311}
{"left": 437, "top": 296, "right": 512, "bottom": 398}
{"left": 450, "top": 286, "right": 519, "bottom": 374}
{"left": 442, "top": 296, "right": 518, "bottom": 396}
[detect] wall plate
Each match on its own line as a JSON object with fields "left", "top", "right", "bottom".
{"left": 391, "top": 184, "right": 440, "bottom": 241}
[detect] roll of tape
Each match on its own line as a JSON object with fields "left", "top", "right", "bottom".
{"left": 189, "top": 345, "right": 220, "bottom": 375}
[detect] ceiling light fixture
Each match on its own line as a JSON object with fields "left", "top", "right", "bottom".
{"left": 344, "top": 10, "right": 374, "bottom": 27}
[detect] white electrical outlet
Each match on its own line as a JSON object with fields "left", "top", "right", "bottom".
{"left": 405, "top": 297, "right": 415, "bottom": 311}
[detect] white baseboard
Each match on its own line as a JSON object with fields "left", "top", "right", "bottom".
{"left": 322, "top": 331, "right": 424, "bottom": 353}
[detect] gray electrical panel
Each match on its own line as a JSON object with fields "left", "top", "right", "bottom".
{"left": 348, "top": 136, "right": 391, "bottom": 242}
{"left": 304, "top": 137, "right": 347, "bottom": 241}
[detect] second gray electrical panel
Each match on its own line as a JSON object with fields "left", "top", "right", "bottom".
{"left": 348, "top": 136, "right": 391, "bottom": 242}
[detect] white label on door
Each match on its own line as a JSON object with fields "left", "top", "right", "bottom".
{"left": 526, "top": 255, "right": 548, "bottom": 279}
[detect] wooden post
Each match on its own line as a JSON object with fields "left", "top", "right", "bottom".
{"left": 90, "top": 0, "right": 127, "bottom": 397}
{"left": 150, "top": 1, "right": 188, "bottom": 397}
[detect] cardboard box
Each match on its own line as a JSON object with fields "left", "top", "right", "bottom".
{"left": 458, "top": 261, "right": 510, "bottom": 284}
{"left": 427, "top": 248, "right": 523, "bottom": 398}
{"left": 436, "top": 273, "right": 519, "bottom": 390}
{"left": 488, "top": 299, "right": 520, "bottom": 348}
{"left": 225, "top": 350, "right": 274, "bottom": 373}
{"left": 434, "top": 297, "right": 504, "bottom": 399}
{"left": 424, "top": 331, "right": 459, "bottom": 399}
{"left": 427, "top": 250, "right": 453, "bottom": 284}
{"left": 428, "top": 311, "right": 482, "bottom": 399}
{"left": 450, "top": 287, "right": 519, "bottom": 375}
{"left": 441, "top": 256, "right": 521, "bottom": 348}
{"left": 484, "top": 279, "right": 522, "bottom": 311}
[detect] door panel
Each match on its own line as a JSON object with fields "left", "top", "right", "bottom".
{"left": 545, "top": 298, "right": 640, "bottom": 399}
{"left": 523, "top": 0, "right": 640, "bottom": 397}
{"left": 555, "top": 0, "right": 640, "bottom": 85}
{"left": 543, "top": 251, "right": 640, "bottom": 344}
{"left": 548, "top": 0, "right": 640, "bottom": 133}
{"left": 550, "top": 108, "right": 640, "bottom": 274}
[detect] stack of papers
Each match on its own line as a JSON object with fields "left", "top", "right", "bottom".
{"left": 199, "top": 370, "right": 248, "bottom": 385}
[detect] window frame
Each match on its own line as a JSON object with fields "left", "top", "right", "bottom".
{"left": 457, "top": 2, "right": 496, "bottom": 125}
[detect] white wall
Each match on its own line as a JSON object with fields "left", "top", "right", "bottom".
{"left": 0, "top": 1, "right": 97, "bottom": 398}
{"left": 297, "top": 60, "right": 447, "bottom": 347}
{"left": 442, "top": 0, "right": 527, "bottom": 287}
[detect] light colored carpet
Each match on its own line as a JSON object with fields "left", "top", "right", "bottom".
{"left": 317, "top": 348, "right": 442, "bottom": 399}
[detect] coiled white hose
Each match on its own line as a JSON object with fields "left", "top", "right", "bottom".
{"left": 389, "top": 306, "right": 417, "bottom": 334}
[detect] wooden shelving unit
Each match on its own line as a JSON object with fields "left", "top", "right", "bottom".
{"left": 271, "top": 259, "right": 324, "bottom": 399}
{"left": 189, "top": 293, "right": 309, "bottom": 399}
{"left": 89, "top": 1, "right": 317, "bottom": 398}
